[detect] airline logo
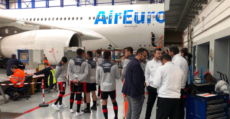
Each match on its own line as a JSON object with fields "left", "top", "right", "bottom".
{"left": 95, "top": 10, "right": 165, "bottom": 25}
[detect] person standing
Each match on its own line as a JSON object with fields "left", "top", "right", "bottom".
{"left": 151, "top": 32, "right": 156, "bottom": 47}
{"left": 6, "top": 54, "right": 24, "bottom": 76}
{"left": 96, "top": 49, "right": 104, "bottom": 99}
{"left": 122, "top": 48, "right": 148, "bottom": 119}
{"left": 96, "top": 51, "right": 120, "bottom": 119}
{"left": 68, "top": 49, "right": 88, "bottom": 116}
{"left": 86, "top": 51, "right": 98, "bottom": 110}
{"left": 43, "top": 54, "right": 50, "bottom": 67}
{"left": 52, "top": 56, "right": 68, "bottom": 110}
{"left": 121, "top": 47, "right": 135, "bottom": 119}
{"left": 144, "top": 48, "right": 162, "bottom": 119}
{"left": 153, "top": 54, "right": 183, "bottom": 119}
{"left": 169, "top": 46, "right": 189, "bottom": 119}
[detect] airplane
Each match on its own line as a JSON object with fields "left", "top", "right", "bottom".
{"left": 0, "top": 4, "right": 165, "bottom": 66}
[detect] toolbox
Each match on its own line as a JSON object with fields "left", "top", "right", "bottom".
{"left": 186, "top": 94, "right": 229, "bottom": 119}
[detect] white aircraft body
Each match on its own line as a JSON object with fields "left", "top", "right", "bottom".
{"left": 0, "top": 4, "right": 165, "bottom": 65}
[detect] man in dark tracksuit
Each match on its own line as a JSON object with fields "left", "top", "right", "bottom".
{"left": 6, "top": 54, "right": 24, "bottom": 76}
{"left": 96, "top": 51, "right": 120, "bottom": 119}
{"left": 96, "top": 49, "right": 104, "bottom": 99}
{"left": 68, "top": 49, "right": 88, "bottom": 116}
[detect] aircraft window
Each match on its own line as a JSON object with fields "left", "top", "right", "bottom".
{"left": 23, "top": 18, "right": 24, "bottom": 20}
{"left": 56, "top": 18, "right": 58, "bottom": 20}
{"left": 119, "top": 16, "right": 122, "bottom": 19}
{"left": 152, "top": 15, "right": 155, "bottom": 18}
{"left": 26, "top": 18, "right": 28, "bottom": 21}
{"left": 93, "top": 17, "right": 95, "bottom": 20}
{"left": 60, "top": 18, "right": 62, "bottom": 20}
{"left": 64, "top": 17, "right": 66, "bottom": 20}
{"left": 48, "top": 18, "right": 50, "bottom": 21}
{"left": 41, "top": 18, "right": 43, "bottom": 21}
{"left": 33, "top": 18, "right": 36, "bottom": 21}
{"left": 72, "top": 17, "right": 74, "bottom": 20}
{"left": 45, "top": 18, "right": 47, "bottom": 21}
{"left": 37, "top": 18, "right": 39, "bottom": 21}
{"left": 68, "top": 17, "right": 70, "bottom": 20}
{"left": 80, "top": 17, "right": 82, "bottom": 20}
{"left": 52, "top": 18, "right": 54, "bottom": 21}
{"left": 102, "top": 17, "right": 104, "bottom": 20}
{"left": 106, "top": 16, "right": 108, "bottom": 19}
{"left": 110, "top": 16, "right": 113, "bottom": 19}
{"left": 97, "top": 17, "right": 99, "bottom": 20}
{"left": 30, "top": 18, "right": 32, "bottom": 21}
{"left": 89, "top": 17, "right": 91, "bottom": 20}
{"left": 76, "top": 17, "right": 78, "bottom": 20}
{"left": 147, "top": 15, "right": 150, "bottom": 18}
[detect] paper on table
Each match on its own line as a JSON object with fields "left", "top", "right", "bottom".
{"left": 197, "top": 93, "right": 217, "bottom": 97}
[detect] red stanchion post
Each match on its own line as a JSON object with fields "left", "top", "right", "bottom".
{"left": 39, "top": 79, "right": 49, "bottom": 107}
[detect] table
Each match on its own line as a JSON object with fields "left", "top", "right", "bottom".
{"left": 30, "top": 74, "right": 44, "bottom": 95}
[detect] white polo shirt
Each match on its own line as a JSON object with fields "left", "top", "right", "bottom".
{"left": 153, "top": 62, "right": 183, "bottom": 98}
{"left": 172, "top": 54, "right": 189, "bottom": 89}
{"left": 145, "top": 58, "right": 162, "bottom": 88}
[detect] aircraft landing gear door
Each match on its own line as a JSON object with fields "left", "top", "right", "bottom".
{"left": 123, "top": 9, "right": 139, "bottom": 48}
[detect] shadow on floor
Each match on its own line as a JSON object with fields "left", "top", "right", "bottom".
{"left": 0, "top": 112, "right": 24, "bottom": 119}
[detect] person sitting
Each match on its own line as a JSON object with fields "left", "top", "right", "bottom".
{"left": 204, "top": 73, "right": 230, "bottom": 97}
{"left": 5, "top": 65, "right": 25, "bottom": 100}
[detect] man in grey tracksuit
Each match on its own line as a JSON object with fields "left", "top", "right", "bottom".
{"left": 96, "top": 51, "right": 120, "bottom": 119}
{"left": 96, "top": 49, "right": 104, "bottom": 98}
{"left": 68, "top": 49, "right": 88, "bottom": 116}
{"left": 52, "top": 56, "right": 68, "bottom": 111}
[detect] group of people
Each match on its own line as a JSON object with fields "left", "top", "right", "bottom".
{"left": 5, "top": 45, "right": 192, "bottom": 119}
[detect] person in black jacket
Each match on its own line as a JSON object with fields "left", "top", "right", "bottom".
{"left": 31, "top": 63, "right": 53, "bottom": 92}
{"left": 6, "top": 54, "right": 24, "bottom": 76}
{"left": 180, "top": 48, "right": 192, "bottom": 66}
{"left": 122, "top": 48, "right": 148, "bottom": 119}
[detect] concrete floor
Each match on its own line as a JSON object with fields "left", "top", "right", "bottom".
{"left": 0, "top": 69, "right": 157, "bottom": 119}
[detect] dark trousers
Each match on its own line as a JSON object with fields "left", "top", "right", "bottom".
{"left": 145, "top": 86, "right": 157, "bottom": 119}
{"left": 156, "top": 97, "right": 180, "bottom": 119}
{"left": 4, "top": 86, "right": 21, "bottom": 98}
{"left": 179, "top": 89, "right": 185, "bottom": 119}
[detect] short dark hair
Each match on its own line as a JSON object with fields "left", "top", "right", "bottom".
{"left": 87, "top": 51, "right": 93, "bottom": 58}
{"left": 11, "top": 65, "right": 18, "bottom": 69}
{"left": 61, "top": 56, "right": 68, "bottom": 63}
{"left": 77, "top": 49, "right": 84, "bottom": 55}
{"left": 103, "top": 51, "right": 111, "bottom": 59}
{"left": 169, "top": 46, "right": 179, "bottom": 55}
{"left": 96, "top": 49, "right": 101, "bottom": 55}
{"left": 124, "top": 47, "right": 133, "bottom": 54}
{"left": 136, "top": 48, "right": 148, "bottom": 56}
{"left": 153, "top": 48, "right": 161, "bottom": 54}
{"left": 161, "top": 54, "right": 172, "bottom": 61}
{"left": 204, "top": 73, "right": 214, "bottom": 82}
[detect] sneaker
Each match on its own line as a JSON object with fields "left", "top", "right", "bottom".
{"left": 75, "top": 111, "right": 84, "bottom": 117}
{"left": 70, "top": 109, "right": 74, "bottom": 113}
{"left": 91, "top": 106, "right": 97, "bottom": 110}
{"left": 52, "top": 104, "right": 59, "bottom": 110}
{"left": 82, "top": 108, "right": 91, "bottom": 113}
{"left": 59, "top": 104, "right": 68, "bottom": 108}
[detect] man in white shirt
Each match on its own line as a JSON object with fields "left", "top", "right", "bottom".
{"left": 153, "top": 54, "right": 183, "bottom": 119}
{"left": 144, "top": 48, "right": 162, "bottom": 119}
{"left": 169, "top": 46, "right": 189, "bottom": 119}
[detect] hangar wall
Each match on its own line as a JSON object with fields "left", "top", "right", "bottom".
{"left": 183, "top": 0, "right": 230, "bottom": 80}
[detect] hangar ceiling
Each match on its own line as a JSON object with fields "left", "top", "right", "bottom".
{"left": 165, "top": 0, "right": 208, "bottom": 31}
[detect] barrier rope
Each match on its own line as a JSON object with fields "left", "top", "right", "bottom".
{"left": 0, "top": 82, "right": 41, "bottom": 86}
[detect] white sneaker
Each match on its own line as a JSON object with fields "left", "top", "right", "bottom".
{"left": 75, "top": 111, "right": 84, "bottom": 117}
{"left": 59, "top": 104, "right": 68, "bottom": 108}
{"left": 70, "top": 109, "right": 74, "bottom": 113}
{"left": 52, "top": 104, "right": 59, "bottom": 110}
